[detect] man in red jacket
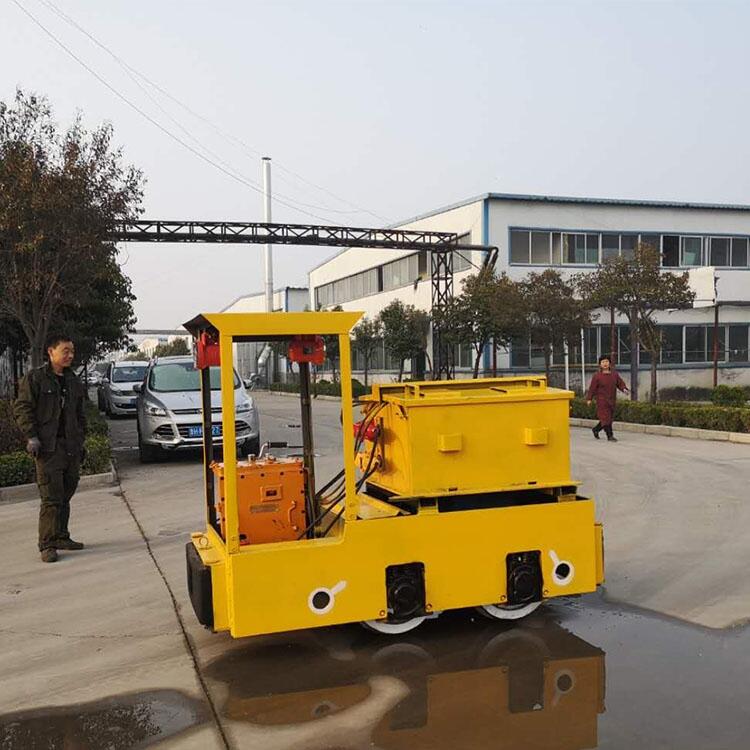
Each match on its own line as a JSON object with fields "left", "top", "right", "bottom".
{"left": 586, "top": 355, "right": 629, "bottom": 442}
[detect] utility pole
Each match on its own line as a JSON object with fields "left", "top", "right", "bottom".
{"left": 262, "top": 157, "right": 273, "bottom": 313}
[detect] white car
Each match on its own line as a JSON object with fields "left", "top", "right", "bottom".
{"left": 135, "top": 356, "right": 260, "bottom": 463}
{"left": 100, "top": 361, "right": 149, "bottom": 417}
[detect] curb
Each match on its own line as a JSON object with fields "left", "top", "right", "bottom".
{"left": 570, "top": 418, "right": 750, "bottom": 445}
{"left": 268, "top": 391, "right": 346, "bottom": 402}
{"left": 0, "top": 460, "right": 119, "bottom": 503}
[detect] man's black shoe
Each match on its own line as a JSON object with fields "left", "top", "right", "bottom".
{"left": 592, "top": 427, "right": 600, "bottom": 440}
{"left": 607, "top": 436, "right": 618, "bottom": 442}
{"left": 53, "top": 539, "right": 85, "bottom": 551}
{"left": 41, "top": 548, "right": 58, "bottom": 563}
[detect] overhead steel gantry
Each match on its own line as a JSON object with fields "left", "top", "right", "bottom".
{"left": 112, "top": 219, "right": 498, "bottom": 378}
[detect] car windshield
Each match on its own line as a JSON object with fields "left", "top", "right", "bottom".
{"left": 149, "top": 362, "right": 239, "bottom": 392}
{"left": 112, "top": 366, "right": 147, "bottom": 383}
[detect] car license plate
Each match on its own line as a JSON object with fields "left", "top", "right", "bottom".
{"left": 188, "top": 425, "right": 221, "bottom": 438}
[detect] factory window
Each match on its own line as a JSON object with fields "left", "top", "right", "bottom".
{"left": 454, "top": 342, "right": 474, "bottom": 369}
{"left": 681, "top": 237, "right": 703, "bottom": 267}
{"left": 641, "top": 234, "right": 660, "bottom": 252}
{"left": 531, "top": 231, "right": 551, "bottom": 264}
{"left": 685, "top": 325, "right": 707, "bottom": 362}
{"left": 551, "top": 232, "right": 562, "bottom": 264}
{"left": 620, "top": 234, "right": 638, "bottom": 260}
{"left": 382, "top": 254, "right": 419, "bottom": 291}
{"left": 511, "top": 228, "right": 750, "bottom": 268}
{"left": 509, "top": 335, "right": 530, "bottom": 368}
{"left": 660, "top": 325, "right": 683, "bottom": 364}
{"left": 510, "top": 230, "right": 530, "bottom": 264}
{"left": 662, "top": 235, "right": 680, "bottom": 267}
{"left": 562, "top": 233, "right": 598, "bottom": 264}
{"left": 729, "top": 325, "right": 749, "bottom": 362}
{"left": 709, "top": 237, "right": 730, "bottom": 266}
{"left": 601, "top": 234, "right": 620, "bottom": 262}
{"left": 731, "top": 238, "right": 748, "bottom": 267}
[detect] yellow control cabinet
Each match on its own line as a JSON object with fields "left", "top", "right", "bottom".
{"left": 360, "top": 378, "right": 573, "bottom": 498}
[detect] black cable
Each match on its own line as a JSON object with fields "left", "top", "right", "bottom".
{"left": 315, "top": 468, "right": 345, "bottom": 499}
{"left": 319, "top": 506, "right": 346, "bottom": 538}
{"left": 11, "top": 0, "right": 339, "bottom": 224}
{"left": 35, "top": 0, "right": 390, "bottom": 222}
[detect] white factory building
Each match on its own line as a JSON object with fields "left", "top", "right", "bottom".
{"left": 309, "top": 193, "right": 750, "bottom": 394}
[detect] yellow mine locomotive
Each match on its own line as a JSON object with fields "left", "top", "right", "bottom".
{"left": 184, "top": 311, "right": 604, "bottom": 637}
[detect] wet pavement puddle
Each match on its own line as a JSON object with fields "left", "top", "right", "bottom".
{"left": 204, "top": 594, "right": 749, "bottom": 749}
{"left": 0, "top": 689, "right": 207, "bottom": 749}
{"left": 2, "top": 596, "right": 747, "bottom": 749}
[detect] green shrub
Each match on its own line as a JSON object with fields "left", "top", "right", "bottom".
{"left": 82, "top": 434, "right": 111, "bottom": 475}
{"left": 84, "top": 399, "right": 109, "bottom": 436}
{"left": 658, "top": 386, "right": 713, "bottom": 402}
{"left": 0, "top": 399, "right": 25, "bottom": 453}
{"left": 711, "top": 385, "right": 747, "bottom": 407}
{"left": 0, "top": 451, "right": 35, "bottom": 486}
{"left": 570, "top": 397, "right": 750, "bottom": 433}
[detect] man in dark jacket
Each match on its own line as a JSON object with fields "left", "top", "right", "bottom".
{"left": 14, "top": 333, "right": 87, "bottom": 562}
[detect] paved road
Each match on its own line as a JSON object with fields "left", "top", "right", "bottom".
{"left": 1, "top": 392, "right": 748, "bottom": 749}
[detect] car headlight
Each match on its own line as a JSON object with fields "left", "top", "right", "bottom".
{"left": 146, "top": 403, "right": 167, "bottom": 416}
{"left": 236, "top": 403, "right": 251, "bottom": 414}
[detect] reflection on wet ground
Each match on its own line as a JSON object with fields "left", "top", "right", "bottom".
{"left": 206, "top": 610, "right": 605, "bottom": 749}
{"left": 0, "top": 689, "right": 207, "bottom": 750}
{"left": 205, "top": 594, "right": 750, "bottom": 750}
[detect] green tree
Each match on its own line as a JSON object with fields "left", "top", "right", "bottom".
{"left": 57, "top": 254, "right": 137, "bottom": 367}
{"left": 152, "top": 338, "right": 190, "bottom": 357}
{"left": 0, "top": 90, "right": 143, "bottom": 367}
{"left": 351, "top": 316, "right": 382, "bottom": 387}
{"left": 577, "top": 243, "right": 695, "bottom": 403}
{"left": 378, "top": 300, "right": 431, "bottom": 382}
{"left": 434, "top": 270, "right": 527, "bottom": 378}
{"left": 520, "top": 269, "right": 591, "bottom": 380}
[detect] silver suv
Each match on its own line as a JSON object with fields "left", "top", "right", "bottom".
{"left": 135, "top": 356, "right": 260, "bottom": 462}
{"left": 101, "top": 361, "right": 149, "bottom": 416}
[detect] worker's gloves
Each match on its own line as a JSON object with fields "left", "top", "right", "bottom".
{"left": 26, "top": 437, "right": 41, "bottom": 458}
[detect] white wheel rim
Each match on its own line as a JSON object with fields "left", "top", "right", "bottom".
{"left": 478, "top": 601, "right": 541, "bottom": 621}
{"left": 362, "top": 616, "right": 427, "bottom": 634}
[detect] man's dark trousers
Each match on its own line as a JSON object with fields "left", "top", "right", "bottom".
{"left": 36, "top": 438, "right": 80, "bottom": 551}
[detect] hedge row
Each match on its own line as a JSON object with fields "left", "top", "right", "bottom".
{"left": 270, "top": 378, "right": 371, "bottom": 398}
{"left": 658, "top": 385, "right": 750, "bottom": 404}
{"left": 1, "top": 395, "right": 112, "bottom": 488}
{"left": 0, "top": 434, "right": 112, "bottom": 487}
{"left": 570, "top": 398, "right": 750, "bottom": 433}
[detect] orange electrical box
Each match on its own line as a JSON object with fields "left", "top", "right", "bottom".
{"left": 212, "top": 457, "right": 307, "bottom": 545}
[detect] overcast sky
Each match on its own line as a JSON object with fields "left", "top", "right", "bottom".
{"left": 2, "top": 0, "right": 749, "bottom": 328}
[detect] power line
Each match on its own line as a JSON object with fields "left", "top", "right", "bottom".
{"left": 12, "top": 0, "right": 345, "bottom": 224}
{"left": 34, "top": 0, "right": 391, "bottom": 223}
